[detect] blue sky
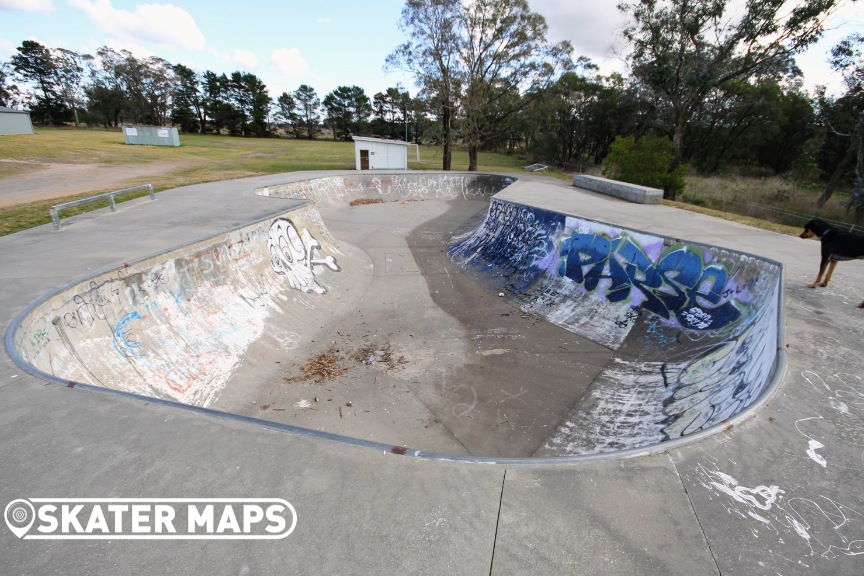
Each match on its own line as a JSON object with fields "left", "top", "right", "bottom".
{"left": 1, "top": 0, "right": 862, "bottom": 100}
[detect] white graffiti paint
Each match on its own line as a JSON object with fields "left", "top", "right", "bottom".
{"left": 268, "top": 217, "right": 339, "bottom": 294}
{"left": 796, "top": 416, "right": 829, "bottom": 468}
{"left": 12, "top": 206, "right": 340, "bottom": 408}
{"left": 691, "top": 460, "right": 864, "bottom": 560}
{"left": 538, "top": 282, "right": 779, "bottom": 454}
{"left": 256, "top": 174, "right": 515, "bottom": 205}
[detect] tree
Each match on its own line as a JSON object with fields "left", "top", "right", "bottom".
{"left": 11, "top": 40, "right": 68, "bottom": 124}
{"left": 202, "top": 71, "right": 233, "bottom": 133}
{"left": 619, "top": 0, "right": 844, "bottom": 199}
{"left": 387, "top": 0, "right": 462, "bottom": 170}
{"left": 172, "top": 63, "right": 206, "bottom": 133}
{"left": 817, "top": 34, "right": 864, "bottom": 217}
{"left": 458, "top": 0, "right": 572, "bottom": 170}
{"left": 292, "top": 85, "right": 321, "bottom": 139}
{"left": 0, "top": 60, "right": 23, "bottom": 107}
{"left": 50, "top": 48, "right": 91, "bottom": 126}
{"left": 274, "top": 91, "right": 298, "bottom": 136}
{"left": 322, "top": 85, "right": 371, "bottom": 140}
{"left": 526, "top": 63, "right": 644, "bottom": 170}
{"left": 228, "top": 71, "right": 271, "bottom": 137}
{"left": 371, "top": 86, "right": 413, "bottom": 139}
{"left": 89, "top": 47, "right": 175, "bottom": 126}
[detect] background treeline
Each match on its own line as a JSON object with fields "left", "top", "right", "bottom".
{"left": 0, "top": 0, "right": 862, "bottom": 216}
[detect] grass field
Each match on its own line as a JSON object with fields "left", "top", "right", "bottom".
{"left": 0, "top": 127, "right": 853, "bottom": 237}
{"left": 0, "top": 128, "right": 535, "bottom": 236}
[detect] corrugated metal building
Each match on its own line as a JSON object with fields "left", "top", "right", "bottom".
{"left": 352, "top": 136, "right": 412, "bottom": 170}
{"left": 0, "top": 107, "right": 34, "bottom": 136}
{"left": 123, "top": 125, "right": 181, "bottom": 147}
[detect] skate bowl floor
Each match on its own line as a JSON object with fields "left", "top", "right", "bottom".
{"left": 7, "top": 173, "right": 784, "bottom": 460}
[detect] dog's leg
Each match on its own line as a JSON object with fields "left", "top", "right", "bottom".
{"left": 809, "top": 261, "right": 828, "bottom": 288}
{"left": 859, "top": 300, "right": 864, "bottom": 308}
{"left": 820, "top": 260, "right": 838, "bottom": 287}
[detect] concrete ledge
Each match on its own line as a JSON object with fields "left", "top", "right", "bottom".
{"left": 572, "top": 174, "right": 663, "bottom": 205}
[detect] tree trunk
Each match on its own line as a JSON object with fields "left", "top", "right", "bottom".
{"left": 818, "top": 146, "right": 855, "bottom": 208}
{"left": 667, "top": 116, "right": 687, "bottom": 201}
{"left": 468, "top": 145, "right": 478, "bottom": 171}
{"left": 442, "top": 103, "right": 452, "bottom": 171}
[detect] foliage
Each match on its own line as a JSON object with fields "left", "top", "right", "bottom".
{"left": 322, "top": 85, "right": 371, "bottom": 140}
{"left": 816, "top": 34, "right": 864, "bottom": 209}
{"left": 526, "top": 66, "right": 644, "bottom": 169}
{"left": 0, "top": 59, "right": 23, "bottom": 107}
{"left": 291, "top": 85, "right": 322, "bottom": 139}
{"left": 619, "top": 0, "right": 843, "bottom": 199}
{"left": 10, "top": 40, "right": 88, "bottom": 125}
{"left": 457, "top": 0, "right": 572, "bottom": 170}
{"left": 371, "top": 87, "right": 413, "bottom": 140}
{"left": 603, "top": 134, "right": 687, "bottom": 193}
{"left": 387, "top": 0, "right": 463, "bottom": 169}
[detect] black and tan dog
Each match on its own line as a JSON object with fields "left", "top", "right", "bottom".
{"left": 800, "top": 219, "right": 864, "bottom": 308}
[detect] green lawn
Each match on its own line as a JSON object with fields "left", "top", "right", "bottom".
{"left": 0, "top": 128, "right": 536, "bottom": 236}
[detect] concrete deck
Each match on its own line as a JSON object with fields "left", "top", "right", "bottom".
{"left": 2, "top": 171, "right": 863, "bottom": 575}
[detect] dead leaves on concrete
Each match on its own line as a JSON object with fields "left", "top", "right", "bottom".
{"left": 284, "top": 341, "right": 407, "bottom": 384}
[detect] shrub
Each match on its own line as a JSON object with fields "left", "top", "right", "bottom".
{"left": 602, "top": 135, "right": 687, "bottom": 194}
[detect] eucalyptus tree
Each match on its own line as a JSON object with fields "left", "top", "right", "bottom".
{"left": 619, "top": 0, "right": 845, "bottom": 199}
{"left": 89, "top": 47, "right": 174, "bottom": 126}
{"left": 387, "top": 0, "right": 462, "bottom": 169}
{"left": 11, "top": 40, "right": 90, "bottom": 125}
{"left": 817, "top": 34, "right": 864, "bottom": 217}
{"left": 458, "top": 0, "right": 572, "bottom": 170}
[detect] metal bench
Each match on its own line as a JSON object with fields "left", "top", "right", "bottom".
{"left": 523, "top": 163, "right": 548, "bottom": 172}
{"left": 49, "top": 184, "right": 155, "bottom": 230}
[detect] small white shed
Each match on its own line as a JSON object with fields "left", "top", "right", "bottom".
{"left": 0, "top": 106, "right": 34, "bottom": 136}
{"left": 352, "top": 136, "right": 412, "bottom": 170}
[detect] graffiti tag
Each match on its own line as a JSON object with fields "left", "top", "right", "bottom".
{"left": 558, "top": 232, "right": 741, "bottom": 330}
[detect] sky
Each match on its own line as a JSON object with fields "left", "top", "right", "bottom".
{"left": 1, "top": 0, "right": 862, "bottom": 101}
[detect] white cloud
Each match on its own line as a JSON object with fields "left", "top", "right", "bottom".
{"left": 0, "top": 0, "right": 53, "bottom": 12}
{"left": 0, "top": 37, "right": 15, "bottom": 59}
{"left": 103, "top": 38, "right": 155, "bottom": 59}
{"left": 271, "top": 48, "right": 308, "bottom": 77}
{"left": 529, "top": 0, "right": 627, "bottom": 62}
{"left": 317, "top": 17, "right": 330, "bottom": 25}
{"left": 69, "top": 0, "right": 206, "bottom": 51}
{"left": 232, "top": 49, "right": 258, "bottom": 69}
{"left": 211, "top": 48, "right": 259, "bottom": 69}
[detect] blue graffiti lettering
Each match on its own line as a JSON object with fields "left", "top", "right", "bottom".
{"left": 558, "top": 233, "right": 740, "bottom": 330}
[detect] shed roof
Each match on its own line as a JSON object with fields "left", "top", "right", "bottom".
{"left": 0, "top": 106, "right": 31, "bottom": 115}
{"left": 352, "top": 136, "right": 413, "bottom": 146}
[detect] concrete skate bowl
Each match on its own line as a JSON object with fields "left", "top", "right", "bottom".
{"left": 6, "top": 172, "right": 785, "bottom": 462}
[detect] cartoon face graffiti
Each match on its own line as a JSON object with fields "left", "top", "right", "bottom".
{"left": 268, "top": 218, "right": 339, "bottom": 294}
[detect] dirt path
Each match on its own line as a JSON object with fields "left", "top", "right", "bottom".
{"left": 0, "top": 159, "right": 193, "bottom": 208}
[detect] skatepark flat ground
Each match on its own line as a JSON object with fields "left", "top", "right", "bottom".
{"left": 1, "top": 170, "right": 863, "bottom": 575}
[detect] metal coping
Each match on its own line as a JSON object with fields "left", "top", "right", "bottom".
{"left": 4, "top": 173, "right": 788, "bottom": 466}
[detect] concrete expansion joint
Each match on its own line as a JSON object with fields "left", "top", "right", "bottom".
{"left": 669, "top": 454, "right": 722, "bottom": 576}
{"left": 488, "top": 468, "right": 507, "bottom": 576}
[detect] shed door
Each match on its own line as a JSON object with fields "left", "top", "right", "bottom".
{"left": 360, "top": 149, "right": 370, "bottom": 170}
